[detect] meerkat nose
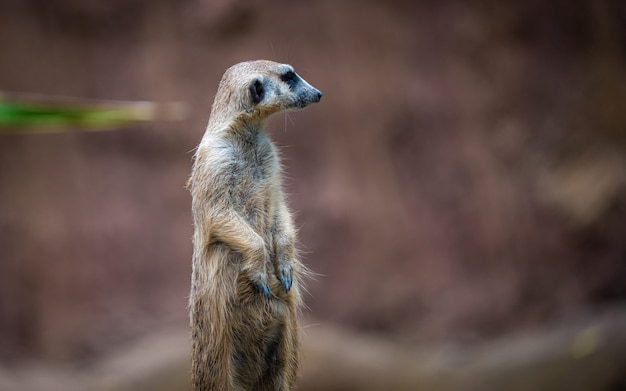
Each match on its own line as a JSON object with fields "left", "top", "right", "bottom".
{"left": 314, "top": 90, "right": 322, "bottom": 102}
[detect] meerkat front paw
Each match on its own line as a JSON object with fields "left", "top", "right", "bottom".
{"left": 276, "top": 261, "right": 293, "bottom": 293}
{"left": 242, "top": 245, "right": 272, "bottom": 298}
{"left": 243, "top": 266, "right": 271, "bottom": 298}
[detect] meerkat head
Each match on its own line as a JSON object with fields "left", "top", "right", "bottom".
{"left": 211, "top": 60, "right": 322, "bottom": 125}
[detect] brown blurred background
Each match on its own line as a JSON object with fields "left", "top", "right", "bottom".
{"left": 1, "top": 0, "right": 625, "bottom": 390}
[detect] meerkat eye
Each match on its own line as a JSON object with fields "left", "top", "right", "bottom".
{"left": 280, "top": 71, "right": 298, "bottom": 89}
{"left": 249, "top": 79, "right": 264, "bottom": 104}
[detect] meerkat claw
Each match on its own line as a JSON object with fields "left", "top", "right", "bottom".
{"left": 256, "top": 282, "right": 271, "bottom": 299}
{"left": 243, "top": 265, "right": 271, "bottom": 298}
{"left": 280, "top": 276, "right": 292, "bottom": 293}
{"left": 278, "top": 264, "right": 293, "bottom": 293}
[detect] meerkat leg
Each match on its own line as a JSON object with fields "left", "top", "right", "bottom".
{"left": 271, "top": 205, "right": 300, "bottom": 389}
{"left": 279, "top": 306, "right": 300, "bottom": 389}
{"left": 190, "top": 248, "right": 237, "bottom": 390}
{"left": 190, "top": 296, "right": 234, "bottom": 390}
{"left": 272, "top": 202, "right": 296, "bottom": 293}
{"left": 274, "top": 243, "right": 294, "bottom": 293}
{"left": 209, "top": 209, "right": 272, "bottom": 297}
{"left": 228, "top": 297, "right": 285, "bottom": 391}
{"left": 250, "top": 320, "right": 296, "bottom": 391}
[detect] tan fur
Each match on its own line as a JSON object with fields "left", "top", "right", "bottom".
{"left": 188, "top": 60, "right": 321, "bottom": 391}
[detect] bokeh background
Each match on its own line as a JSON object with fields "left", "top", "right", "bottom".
{"left": 1, "top": 0, "right": 625, "bottom": 390}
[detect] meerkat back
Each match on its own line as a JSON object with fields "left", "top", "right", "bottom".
{"left": 188, "top": 60, "right": 321, "bottom": 391}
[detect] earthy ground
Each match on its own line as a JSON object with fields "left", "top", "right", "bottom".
{"left": 0, "top": 0, "right": 625, "bottom": 389}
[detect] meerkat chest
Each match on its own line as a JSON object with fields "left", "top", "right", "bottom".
{"left": 230, "top": 135, "right": 281, "bottom": 212}
{"left": 235, "top": 139, "right": 278, "bottom": 182}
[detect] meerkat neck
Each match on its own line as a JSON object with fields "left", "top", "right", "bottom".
{"left": 230, "top": 122, "right": 263, "bottom": 143}
{"left": 208, "top": 96, "right": 263, "bottom": 133}
{"left": 207, "top": 114, "right": 265, "bottom": 141}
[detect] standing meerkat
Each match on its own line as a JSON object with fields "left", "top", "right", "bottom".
{"left": 188, "top": 60, "right": 322, "bottom": 390}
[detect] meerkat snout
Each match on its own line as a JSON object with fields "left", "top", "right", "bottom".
{"left": 281, "top": 70, "right": 322, "bottom": 108}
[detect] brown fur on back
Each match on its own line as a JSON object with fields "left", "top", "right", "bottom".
{"left": 188, "top": 60, "right": 321, "bottom": 390}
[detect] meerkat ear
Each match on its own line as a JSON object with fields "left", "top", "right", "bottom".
{"left": 249, "top": 78, "right": 264, "bottom": 104}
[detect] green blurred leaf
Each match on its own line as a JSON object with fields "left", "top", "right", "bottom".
{"left": 0, "top": 92, "right": 186, "bottom": 133}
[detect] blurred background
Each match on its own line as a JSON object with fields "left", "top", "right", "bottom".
{"left": 1, "top": 0, "right": 625, "bottom": 390}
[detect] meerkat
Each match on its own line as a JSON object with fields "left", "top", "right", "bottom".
{"left": 188, "top": 60, "right": 322, "bottom": 391}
